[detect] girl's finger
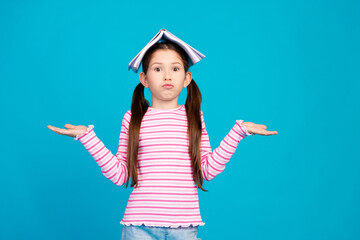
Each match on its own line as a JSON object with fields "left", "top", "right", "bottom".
{"left": 243, "top": 122, "right": 267, "bottom": 130}
{"left": 256, "top": 124, "right": 267, "bottom": 130}
{"left": 261, "top": 130, "right": 278, "bottom": 135}
{"left": 64, "top": 123, "right": 76, "bottom": 129}
{"left": 253, "top": 128, "right": 278, "bottom": 136}
{"left": 48, "top": 125, "right": 68, "bottom": 135}
{"left": 47, "top": 125, "right": 59, "bottom": 132}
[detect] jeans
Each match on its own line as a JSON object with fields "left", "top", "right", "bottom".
{"left": 121, "top": 224, "right": 201, "bottom": 240}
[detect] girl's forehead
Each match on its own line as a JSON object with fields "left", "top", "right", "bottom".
{"left": 150, "top": 49, "right": 183, "bottom": 63}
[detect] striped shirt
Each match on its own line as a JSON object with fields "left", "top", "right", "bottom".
{"left": 76, "top": 105, "right": 250, "bottom": 228}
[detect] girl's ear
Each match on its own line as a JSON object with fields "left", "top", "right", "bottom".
{"left": 139, "top": 72, "right": 149, "bottom": 88}
{"left": 183, "top": 71, "right": 192, "bottom": 88}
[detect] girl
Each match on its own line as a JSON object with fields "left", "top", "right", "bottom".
{"left": 48, "top": 30, "right": 278, "bottom": 240}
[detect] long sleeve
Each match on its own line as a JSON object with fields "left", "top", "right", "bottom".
{"left": 200, "top": 112, "right": 251, "bottom": 181}
{"left": 74, "top": 111, "right": 131, "bottom": 186}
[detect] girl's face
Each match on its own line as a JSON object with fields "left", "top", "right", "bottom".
{"left": 139, "top": 49, "right": 192, "bottom": 109}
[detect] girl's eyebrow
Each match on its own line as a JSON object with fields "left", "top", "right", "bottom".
{"left": 151, "top": 62, "right": 183, "bottom": 66}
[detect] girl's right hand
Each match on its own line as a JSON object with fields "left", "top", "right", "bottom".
{"left": 47, "top": 124, "right": 88, "bottom": 138}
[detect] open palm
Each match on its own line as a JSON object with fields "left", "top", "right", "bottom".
{"left": 241, "top": 122, "right": 278, "bottom": 136}
{"left": 47, "top": 124, "right": 88, "bottom": 138}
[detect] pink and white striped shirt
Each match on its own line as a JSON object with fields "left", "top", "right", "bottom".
{"left": 75, "top": 105, "right": 251, "bottom": 228}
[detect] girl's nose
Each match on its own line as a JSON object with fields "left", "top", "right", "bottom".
{"left": 164, "top": 71, "right": 171, "bottom": 80}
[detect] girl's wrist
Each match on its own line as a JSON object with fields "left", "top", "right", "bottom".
{"left": 236, "top": 120, "right": 254, "bottom": 136}
{"left": 74, "top": 125, "right": 94, "bottom": 141}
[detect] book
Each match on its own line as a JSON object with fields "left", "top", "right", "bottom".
{"left": 128, "top": 29, "right": 205, "bottom": 73}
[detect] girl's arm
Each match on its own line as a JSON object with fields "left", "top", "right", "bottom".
{"left": 200, "top": 112, "right": 251, "bottom": 181}
{"left": 75, "top": 111, "right": 131, "bottom": 186}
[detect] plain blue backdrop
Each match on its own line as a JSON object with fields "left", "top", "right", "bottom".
{"left": 1, "top": 0, "right": 359, "bottom": 239}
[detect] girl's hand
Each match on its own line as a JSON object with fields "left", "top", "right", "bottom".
{"left": 47, "top": 124, "right": 88, "bottom": 138}
{"left": 241, "top": 122, "right": 278, "bottom": 136}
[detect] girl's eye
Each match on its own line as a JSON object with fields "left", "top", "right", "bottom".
{"left": 153, "top": 67, "right": 181, "bottom": 72}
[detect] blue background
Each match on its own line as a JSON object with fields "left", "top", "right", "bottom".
{"left": 1, "top": 0, "right": 359, "bottom": 239}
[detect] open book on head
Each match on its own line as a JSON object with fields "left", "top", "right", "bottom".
{"left": 128, "top": 29, "right": 206, "bottom": 73}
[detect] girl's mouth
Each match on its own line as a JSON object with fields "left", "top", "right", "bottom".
{"left": 162, "top": 84, "right": 174, "bottom": 89}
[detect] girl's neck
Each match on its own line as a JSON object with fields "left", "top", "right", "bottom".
{"left": 150, "top": 102, "right": 181, "bottom": 110}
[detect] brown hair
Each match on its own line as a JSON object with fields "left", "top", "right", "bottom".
{"left": 126, "top": 41, "right": 207, "bottom": 192}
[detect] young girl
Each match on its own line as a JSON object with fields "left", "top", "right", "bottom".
{"left": 48, "top": 29, "right": 278, "bottom": 240}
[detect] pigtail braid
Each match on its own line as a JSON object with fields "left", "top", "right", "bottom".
{"left": 127, "top": 83, "right": 149, "bottom": 188}
{"left": 185, "top": 79, "right": 207, "bottom": 192}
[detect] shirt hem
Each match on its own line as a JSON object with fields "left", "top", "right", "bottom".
{"left": 120, "top": 221, "right": 205, "bottom": 228}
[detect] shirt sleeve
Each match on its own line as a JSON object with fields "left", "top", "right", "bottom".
{"left": 74, "top": 111, "right": 131, "bottom": 186}
{"left": 200, "top": 111, "right": 251, "bottom": 181}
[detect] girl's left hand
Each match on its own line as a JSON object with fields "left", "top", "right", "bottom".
{"left": 241, "top": 122, "right": 278, "bottom": 136}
